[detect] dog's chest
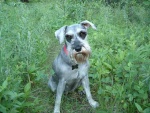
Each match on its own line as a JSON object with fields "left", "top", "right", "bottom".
{"left": 64, "top": 69, "right": 84, "bottom": 91}
{"left": 64, "top": 63, "right": 88, "bottom": 82}
{"left": 65, "top": 69, "right": 83, "bottom": 81}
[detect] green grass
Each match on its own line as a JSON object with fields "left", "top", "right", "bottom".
{"left": 0, "top": 0, "right": 150, "bottom": 113}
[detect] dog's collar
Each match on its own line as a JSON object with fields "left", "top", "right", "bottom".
{"left": 63, "top": 45, "right": 68, "bottom": 55}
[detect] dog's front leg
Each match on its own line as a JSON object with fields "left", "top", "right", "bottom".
{"left": 82, "top": 76, "right": 99, "bottom": 108}
{"left": 54, "top": 79, "right": 66, "bottom": 113}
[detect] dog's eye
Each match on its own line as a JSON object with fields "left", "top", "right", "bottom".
{"left": 65, "top": 35, "right": 73, "bottom": 42}
{"left": 79, "top": 31, "right": 87, "bottom": 39}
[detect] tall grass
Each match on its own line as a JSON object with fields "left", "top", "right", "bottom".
{"left": 0, "top": 0, "right": 149, "bottom": 113}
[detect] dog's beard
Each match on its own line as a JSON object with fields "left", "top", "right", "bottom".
{"left": 72, "top": 47, "right": 90, "bottom": 63}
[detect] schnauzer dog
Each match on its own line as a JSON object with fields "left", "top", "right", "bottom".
{"left": 48, "top": 20, "right": 99, "bottom": 113}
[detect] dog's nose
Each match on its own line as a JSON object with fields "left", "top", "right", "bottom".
{"left": 75, "top": 46, "right": 81, "bottom": 52}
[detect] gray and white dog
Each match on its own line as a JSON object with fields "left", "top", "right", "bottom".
{"left": 48, "top": 20, "right": 99, "bottom": 113}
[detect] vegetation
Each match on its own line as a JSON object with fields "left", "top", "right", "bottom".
{"left": 0, "top": 0, "right": 149, "bottom": 113}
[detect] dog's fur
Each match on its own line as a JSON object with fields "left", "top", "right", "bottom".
{"left": 48, "top": 20, "right": 99, "bottom": 113}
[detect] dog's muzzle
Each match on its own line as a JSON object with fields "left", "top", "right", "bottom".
{"left": 72, "top": 46, "right": 90, "bottom": 63}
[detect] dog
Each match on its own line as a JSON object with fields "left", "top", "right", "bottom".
{"left": 48, "top": 20, "right": 99, "bottom": 113}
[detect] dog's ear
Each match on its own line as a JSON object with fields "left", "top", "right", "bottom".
{"left": 80, "top": 20, "right": 97, "bottom": 30}
{"left": 55, "top": 26, "right": 67, "bottom": 44}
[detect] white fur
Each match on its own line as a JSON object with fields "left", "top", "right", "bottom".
{"left": 80, "top": 20, "right": 97, "bottom": 30}
{"left": 55, "top": 26, "right": 66, "bottom": 44}
{"left": 76, "top": 28, "right": 86, "bottom": 33}
{"left": 66, "top": 30, "right": 74, "bottom": 35}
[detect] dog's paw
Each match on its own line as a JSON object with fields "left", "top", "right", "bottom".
{"left": 54, "top": 107, "right": 60, "bottom": 113}
{"left": 54, "top": 110, "right": 60, "bottom": 113}
{"left": 90, "top": 100, "right": 99, "bottom": 108}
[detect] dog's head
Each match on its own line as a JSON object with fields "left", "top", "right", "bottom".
{"left": 55, "top": 20, "right": 96, "bottom": 63}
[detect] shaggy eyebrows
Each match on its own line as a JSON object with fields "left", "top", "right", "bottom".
{"left": 66, "top": 29, "right": 87, "bottom": 36}
{"left": 76, "top": 28, "right": 86, "bottom": 33}
{"left": 66, "top": 30, "right": 74, "bottom": 35}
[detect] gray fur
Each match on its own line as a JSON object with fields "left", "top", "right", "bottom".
{"left": 48, "top": 20, "right": 99, "bottom": 113}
